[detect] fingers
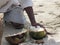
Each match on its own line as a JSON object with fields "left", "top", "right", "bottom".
{"left": 36, "top": 23, "right": 45, "bottom": 28}
{"left": 33, "top": 23, "right": 56, "bottom": 35}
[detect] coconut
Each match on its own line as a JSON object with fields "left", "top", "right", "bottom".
{"left": 5, "top": 29, "right": 27, "bottom": 45}
{"left": 0, "top": 0, "right": 9, "bottom": 8}
{"left": 29, "top": 26, "right": 46, "bottom": 40}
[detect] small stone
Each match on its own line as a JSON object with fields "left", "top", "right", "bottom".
{"left": 39, "top": 5, "right": 44, "bottom": 7}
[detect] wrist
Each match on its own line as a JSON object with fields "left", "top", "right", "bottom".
{"left": 31, "top": 22, "right": 37, "bottom": 26}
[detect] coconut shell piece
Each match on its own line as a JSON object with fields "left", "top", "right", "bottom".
{"left": 5, "top": 30, "right": 27, "bottom": 45}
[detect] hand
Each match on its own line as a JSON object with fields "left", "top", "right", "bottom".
{"left": 32, "top": 23, "right": 55, "bottom": 35}
{"left": 32, "top": 23, "right": 45, "bottom": 28}
{"left": 32, "top": 23, "right": 46, "bottom": 33}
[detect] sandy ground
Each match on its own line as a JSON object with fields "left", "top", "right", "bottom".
{"left": 0, "top": 0, "right": 60, "bottom": 45}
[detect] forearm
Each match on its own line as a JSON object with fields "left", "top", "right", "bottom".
{"left": 24, "top": 6, "right": 36, "bottom": 25}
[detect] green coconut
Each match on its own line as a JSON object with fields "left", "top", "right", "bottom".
{"left": 5, "top": 29, "right": 27, "bottom": 45}
{"left": 29, "top": 26, "right": 47, "bottom": 40}
{"left": 29, "top": 31, "right": 46, "bottom": 40}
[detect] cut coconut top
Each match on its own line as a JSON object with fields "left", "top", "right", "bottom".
{"left": 17, "top": 29, "right": 27, "bottom": 35}
{"left": 29, "top": 26, "right": 44, "bottom": 32}
{"left": 6, "top": 28, "right": 27, "bottom": 37}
